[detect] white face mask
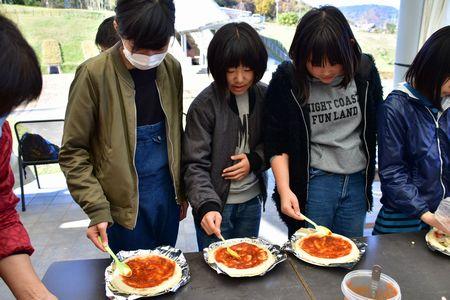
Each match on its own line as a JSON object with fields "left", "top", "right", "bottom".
{"left": 122, "top": 47, "right": 167, "bottom": 70}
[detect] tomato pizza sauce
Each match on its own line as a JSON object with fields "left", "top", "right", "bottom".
{"left": 215, "top": 242, "right": 268, "bottom": 269}
{"left": 121, "top": 256, "right": 175, "bottom": 288}
{"left": 347, "top": 281, "right": 398, "bottom": 299}
{"left": 299, "top": 235, "right": 352, "bottom": 259}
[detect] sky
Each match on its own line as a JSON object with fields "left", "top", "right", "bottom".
{"left": 301, "top": 0, "right": 400, "bottom": 9}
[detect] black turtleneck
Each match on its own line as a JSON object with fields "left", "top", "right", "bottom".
{"left": 129, "top": 68, "right": 164, "bottom": 126}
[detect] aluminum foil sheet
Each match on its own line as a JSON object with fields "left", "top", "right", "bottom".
{"left": 105, "top": 246, "right": 190, "bottom": 299}
{"left": 203, "top": 237, "right": 287, "bottom": 277}
{"left": 283, "top": 228, "right": 367, "bottom": 269}
{"left": 425, "top": 229, "right": 450, "bottom": 256}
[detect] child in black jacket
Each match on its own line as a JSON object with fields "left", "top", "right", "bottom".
{"left": 264, "top": 6, "right": 383, "bottom": 238}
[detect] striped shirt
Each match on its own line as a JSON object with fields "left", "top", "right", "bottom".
{"left": 373, "top": 206, "right": 429, "bottom": 235}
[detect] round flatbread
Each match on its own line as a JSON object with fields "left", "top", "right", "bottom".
{"left": 293, "top": 232, "right": 360, "bottom": 265}
{"left": 111, "top": 254, "right": 182, "bottom": 296}
{"left": 425, "top": 228, "right": 450, "bottom": 256}
{"left": 207, "top": 240, "right": 276, "bottom": 277}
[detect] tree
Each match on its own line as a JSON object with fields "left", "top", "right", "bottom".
{"left": 235, "top": 0, "right": 256, "bottom": 13}
{"left": 386, "top": 22, "right": 396, "bottom": 34}
{"left": 278, "top": 12, "right": 299, "bottom": 26}
{"left": 214, "top": 0, "right": 238, "bottom": 7}
{"left": 278, "top": 0, "right": 299, "bottom": 13}
{"left": 254, "top": 0, "right": 275, "bottom": 18}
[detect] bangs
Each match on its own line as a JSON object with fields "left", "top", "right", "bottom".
{"left": 131, "top": 8, "right": 174, "bottom": 50}
{"left": 288, "top": 5, "right": 362, "bottom": 104}
{"left": 207, "top": 22, "right": 268, "bottom": 93}
{"left": 306, "top": 28, "right": 347, "bottom": 67}
{"left": 222, "top": 35, "right": 259, "bottom": 70}
{"left": 115, "top": 0, "right": 175, "bottom": 51}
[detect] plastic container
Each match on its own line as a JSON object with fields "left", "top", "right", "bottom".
{"left": 435, "top": 197, "right": 450, "bottom": 229}
{"left": 341, "top": 269, "right": 401, "bottom": 300}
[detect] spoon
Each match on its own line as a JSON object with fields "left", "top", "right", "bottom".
{"left": 98, "top": 236, "right": 132, "bottom": 277}
{"left": 217, "top": 234, "right": 241, "bottom": 259}
{"left": 300, "top": 213, "right": 332, "bottom": 236}
{"left": 370, "top": 265, "right": 382, "bottom": 299}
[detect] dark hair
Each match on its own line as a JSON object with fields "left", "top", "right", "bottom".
{"left": 0, "top": 14, "right": 42, "bottom": 116}
{"left": 115, "top": 0, "right": 175, "bottom": 51}
{"left": 95, "top": 16, "right": 119, "bottom": 50}
{"left": 207, "top": 22, "right": 268, "bottom": 94}
{"left": 289, "top": 6, "right": 362, "bottom": 104}
{"left": 405, "top": 26, "right": 450, "bottom": 110}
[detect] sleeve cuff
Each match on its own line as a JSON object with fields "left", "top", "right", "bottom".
{"left": 418, "top": 209, "right": 430, "bottom": 219}
{"left": 85, "top": 202, "right": 114, "bottom": 227}
{"left": 197, "top": 202, "right": 221, "bottom": 222}
{"left": 246, "top": 152, "right": 263, "bottom": 172}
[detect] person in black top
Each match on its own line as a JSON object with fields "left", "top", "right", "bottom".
{"left": 129, "top": 68, "right": 165, "bottom": 126}
{"left": 95, "top": 16, "right": 119, "bottom": 52}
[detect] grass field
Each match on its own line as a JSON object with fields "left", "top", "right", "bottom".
{"left": 0, "top": 5, "right": 396, "bottom": 79}
{"left": 261, "top": 22, "right": 396, "bottom": 79}
{"left": 0, "top": 4, "right": 112, "bottom": 73}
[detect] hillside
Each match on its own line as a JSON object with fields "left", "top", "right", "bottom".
{"left": 0, "top": 4, "right": 396, "bottom": 78}
{"left": 261, "top": 22, "right": 396, "bottom": 79}
{"left": 339, "top": 4, "right": 398, "bottom": 28}
{"left": 0, "top": 4, "right": 112, "bottom": 73}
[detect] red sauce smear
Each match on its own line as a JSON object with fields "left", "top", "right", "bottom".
{"left": 215, "top": 242, "right": 268, "bottom": 269}
{"left": 434, "top": 231, "right": 446, "bottom": 239}
{"left": 299, "top": 235, "right": 352, "bottom": 259}
{"left": 121, "top": 256, "right": 175, "bottom": 289}
{"left": 348, "top": 281, "right": 398, "bottom": 299}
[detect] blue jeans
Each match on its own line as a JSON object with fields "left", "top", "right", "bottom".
{"left": 305, "top": 168, "right": 366, "bottom": 238}
{"left": 107, "top": 122, "right": 180, "bottom": 253}
{"left": 195, "top": 195, "right": 262, "bottom": 250}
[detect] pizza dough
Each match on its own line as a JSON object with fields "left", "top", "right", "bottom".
{"left": 207, "top": 240, "right": 276, "bottom": 277}
{"left": 426, "top": 228, "right": 450, "bottom": 256}
{"left": 110, "top": 254, "right": 182, "bottom": 295}
{"left": 293, "top": 232, "right": 360, "bottom": 265}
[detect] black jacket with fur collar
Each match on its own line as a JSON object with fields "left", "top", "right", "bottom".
{"left": 264, "top": 54, "right": 383, "bottom": 236}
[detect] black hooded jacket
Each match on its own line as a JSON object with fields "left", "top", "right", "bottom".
{"left": 264, "top": 54, "right": 383, "bottom": 236}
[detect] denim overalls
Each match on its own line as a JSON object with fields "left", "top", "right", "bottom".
{"left": 107, "top": 121, "right": 180, "bottom": 252}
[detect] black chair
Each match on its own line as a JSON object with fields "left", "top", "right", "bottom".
{"left": 14, "top": 119, "right": 64, "bottom": 211}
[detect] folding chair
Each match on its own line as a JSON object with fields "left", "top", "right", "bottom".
{"left": 14, "top": 119, "right": 64, "bottom": 211}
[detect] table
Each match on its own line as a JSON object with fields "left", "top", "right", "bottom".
{"left": 43, "top": 232, "right": 450, "bottom": 299}
{"left": 42, "top": 253, "right": 310, "bottom": 300}
{"left": 290, "top": 231, "right": 450, "bottom": 299}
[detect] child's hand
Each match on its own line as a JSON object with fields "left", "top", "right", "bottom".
{"left": 222, "top": 154, "right": 250, "bottom": 181}
{"left": 201, "top": 211, "right": 222, "bottom": 236}
{"left": 421, "top": 212, "right": 450, "bottom": 235}
{"left": 86, "top": 222, "right": 109, "bottom": 252}
{"left": 279, "top": 189, "right": 303, "bottom": 221}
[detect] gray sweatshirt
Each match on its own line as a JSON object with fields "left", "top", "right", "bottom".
{"left": 227, "top": 92, "right": 261, "bottom": 204}
{"left": 308, "top": 77, "right": 366, "bottom": 174}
